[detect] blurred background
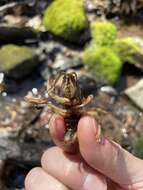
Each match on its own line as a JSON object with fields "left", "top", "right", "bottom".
{"left": 0, "top": 0, "right": 143, "bottom": 189}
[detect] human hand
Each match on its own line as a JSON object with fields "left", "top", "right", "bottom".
{"left": 25, "top": 115, "right": 143, "bottom": 190}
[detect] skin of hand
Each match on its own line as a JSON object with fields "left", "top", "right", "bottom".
{"left": 25, "top": 115, "right": 143, "bottom": 190}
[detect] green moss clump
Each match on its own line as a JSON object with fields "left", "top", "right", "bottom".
{"left": 82, "top": 46, "right": 122, "bottom": 84}
{"left": 91, "top": 21, "right": 117, "bottom": 46}
{"left": 0, "top": 44, "right": 37, "bottom": 78}
{"left": 114, "top": 37, "right": 142, "bottom": 64}
{"left": 43, "top": 0, "right": 88, "bottom": 42}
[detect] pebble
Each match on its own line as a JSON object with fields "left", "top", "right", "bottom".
{"left": 0, "top": 73, "right": 4, "bottom": 84}
{"left": 100, "top": 86, "right": 117, "bottom": 96}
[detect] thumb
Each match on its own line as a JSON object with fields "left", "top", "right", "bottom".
{"left": 78, "top": 116, "right": 143, "bottom": 189}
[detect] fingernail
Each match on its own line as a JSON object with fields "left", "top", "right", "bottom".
{"left": 55, "top": 117, "right": 65, "bottom": 140}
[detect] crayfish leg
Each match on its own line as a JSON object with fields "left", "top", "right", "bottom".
{"left": 48, "top": 103, "right": 70, "bottom": 117}
{"left": 24, "top": 96, "right": 48, "bottom": 108}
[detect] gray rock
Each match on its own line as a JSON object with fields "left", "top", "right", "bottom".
{"left": 100, "top": 86, "right": 117, "bottom": 96}
{"left": 51, "top": 55, "right": 82, "bottom": 70}
{"left": 125, "top": 79, "right": 143, "bottom": 110}
{"left": 0, "top": 100, "right": 53, "bottom": 162}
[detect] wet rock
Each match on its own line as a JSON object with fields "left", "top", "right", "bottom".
{"left": 100, "top": 86, "right": 117, "bottom": 96}
{"left": 0, "top": 98, "right": 53, "bottom": 162}
{"left": 76, "top": 70, "right": 97, "bottom": 96}
{"left": 2, "top": 159, "right": 37, "bottom": 189}
{"left": 125, "top": 79, "right": 143, "bottom": 111}
{"left": 39, "top": 41, "right": 65, "bottom": 55}
{"left": 0, "top": 25, "right": 37, "bottom": 43}
{"left": 51, "top": 55, "right": 82, "bottom": 70}
{"left": 0, "top": 44, "right": 39, "bottom": 79}
{"left": 39, "top": 40, "right": 82, "bottom": 80}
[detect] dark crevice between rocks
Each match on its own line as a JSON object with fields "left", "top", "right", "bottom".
{"left": 2, "top": 159, "right": 39, "bottom": 189}
{"left": 40, "top": 27, "right": 91, "bottom": 50}
{"left": 3, "top": 60, "right": 46, "bottom": 96}
{"left": 115, "top": 62, "right": 143, "bottom": 93}
{"left": 107, "top": 9, "right": 143, "bottom": 23}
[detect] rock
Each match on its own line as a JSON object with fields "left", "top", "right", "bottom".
{"left": 91, "top": 21, "right": 117, "bottom": 46}
{"left": 43, "top": 0, "right": 88, "bottom": 43}
{"left": 84, "top": 0, "right": 109, "bottom": 18}
{"left": 0, "top": 25, "right": 37, "bottom": 43}
{"left": 76, "top": 70, "right": 97, "bottom": 95}
{"left": 0, "top": 44, "right": 39, "bottom": 79}
{"left": 100, "top": 86, "right": 117, "bottom": 96}
{"left": 2, "top": 159, "right": 32, "bottom": 189}
{"left": 51, "top": 55, "right": 82, "bottom": 70}
{"left": 0, "top": 99, "right": 53, "bottom": 162}
{"left": 26, "top": 15, "right": 45, "bottom": 32}
{"left": 125, "top": 79, "right": 143, "bottom": 111}
{"left": 82, "top": 46, "right": 123, "bottom": 85}
{"left": 114, "top": 37, "right": 143, "bottom": 69}
{"left": 84, "top": 0, "right": 143, "bottom": 17}
{"left": 0, "top": 160, "right": 5, "bottom": 190}
{"left": 39, "top": 40, "right": 82, "bottom": 80}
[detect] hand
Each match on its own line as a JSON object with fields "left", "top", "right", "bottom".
{"left": 25, "top": 115, "right": 143, "bottom": 190}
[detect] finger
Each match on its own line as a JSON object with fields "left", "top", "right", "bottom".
{"left": 25, "top": 167, "right": 70, "bottom": 190}
{"left": 107, "top": 179, "right": 125, "bottom": 190}
{"left": 78, "top": 116, "right": 143, "bottom": 187}
{"left": 41, "top": 147, "right": 107, "bottom": 190}
{"left": 49, "top": 115, "right": 78, "bottom": 153}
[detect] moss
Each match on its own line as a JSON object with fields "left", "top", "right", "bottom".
{"left": 91, "top": 21, "right": 117, "bottom": 46}
{"left": 43, "top": 0, "right": 88, "bottom": 42}
{"left": 0, "top": 44, "right": 37, "bottom": 78}
{"left": 0, "top": 45, "right": 34, "bottom": 71}
{"left": 82, "top": 46, "right": 122, "bottom": 84}
{"left": 114, "top": 37, "right": 142, "bottom": 64}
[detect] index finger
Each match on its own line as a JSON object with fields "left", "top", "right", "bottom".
{"left": 49, "top": 114, "right": 78, "bottom": 153}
